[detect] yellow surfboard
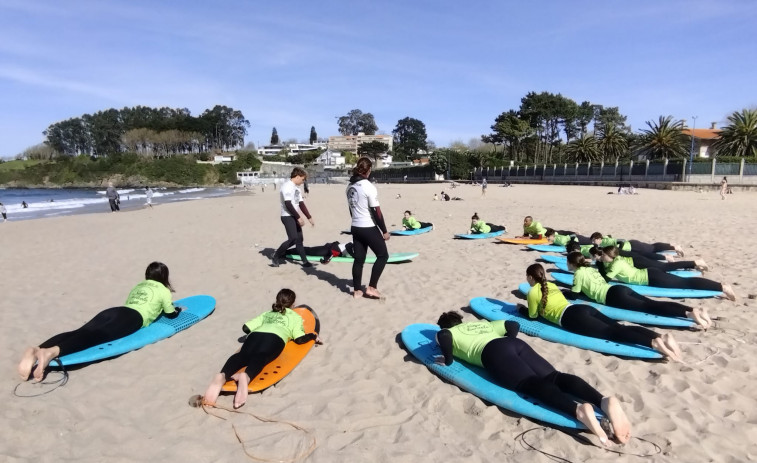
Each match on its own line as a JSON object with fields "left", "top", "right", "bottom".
{"left": 497, "top": 237, "right": 549, "bottom": 245}
{"left": 222, "top": 305, "right": 320, "bottom": 393}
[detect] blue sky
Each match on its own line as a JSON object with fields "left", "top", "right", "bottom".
{"left": 1, "top": 0, "right": 755, "bottom": 158}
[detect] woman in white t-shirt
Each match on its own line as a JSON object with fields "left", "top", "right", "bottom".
{"left": 346, "top": 157, "right": 389, "bottom": 299}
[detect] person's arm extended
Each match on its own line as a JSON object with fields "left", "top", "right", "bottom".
{"left": 284, "top": 200, "right": 301, "bottom": 220}
{"left": 369, "top": 206, "right": 388, "bottom": 233}
{"left": 436, "top": 329, "right": 454, "bottom": 366}
{"left": 299, "top": 202, "right": 312, "bottom": 220}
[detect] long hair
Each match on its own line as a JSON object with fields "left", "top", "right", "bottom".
{"left": 526, "top": 263, "right": 548, "bottom": 309}
{"left": 272, "top": 288, "right": 296, "bottom": 313}
{"left": 353, "top": 157, "right": 372, "bottom": 177}
{"left": 145, "top": 262, "right": 174, "bottom": 292}
{"left": 602, "top": 245, "right": 619, "bottom": 259}
{"left": 437, "top": 311, "right": 463, "bottom": 329}
{"left": 567, "top": 251, "right": 592, "bottom": 268}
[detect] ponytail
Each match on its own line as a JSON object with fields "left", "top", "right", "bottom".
{"left": 567, "top": 251, "right": 591, "bottom": 268}
{"left": 272, "top": 288, "right": 296, "bottom": 313}
{"left": 526, "top": 263, "right": 549, "bottom": 310}
{"left": 471, "top": 212, "right": 480, "bottom": 220}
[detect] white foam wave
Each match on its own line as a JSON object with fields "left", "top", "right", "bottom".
{"left": 178, "top": 187, "right": 205, "bottom": 194}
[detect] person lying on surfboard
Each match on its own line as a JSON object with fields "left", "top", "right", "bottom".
{"left": 589, "top": 232, "right": 685, "bottom": 257}
{"left": 521, "top": 264, "right": 683, "bottom": 361}
{"left": 595, "top": 247, "right": 736, "bottom": 300}
{"left": 286, "top": 241, "right": 355, "bottom": 264}
{"left": 565, "top": 252, "right": 713, "bottom": 329}
{"left": 434, "top": 310, "right": 632, "bottom": 446}
{"left": 196, "top": 288, "right": 322, "bottom": 409}
{"left": 597, "top": 245, "right": 709, "bottom": 273}
{"left": 18, "top": 262, "right": 181, "bottom": 382}
{"left": 469, "top": 212, "right": 506, "bottom": 234}
{"left": 402, "top": 210, "right": 433, "bottom": 231}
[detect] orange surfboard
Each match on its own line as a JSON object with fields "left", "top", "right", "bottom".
{"left": 221, "top": 305, "right": 320, "bottom": 393}
{"left": 497, "top": 237, "right": 549, "bottom": 245}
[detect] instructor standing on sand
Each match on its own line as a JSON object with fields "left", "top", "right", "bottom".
{"left": 347, "top": 157, "right": 389, "bottom": 299}
{"left": 272, "top": 167, "right": 314, "bottom": 267}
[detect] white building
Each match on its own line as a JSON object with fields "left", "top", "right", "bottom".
{"left": 327, "top": 133, "right": 393, "bottom": 153}
{"left": 257, "top": 142, "right": 326, "bottom": 156}
{"left": 314, "top": 150, "right": 346, "bottom": 168}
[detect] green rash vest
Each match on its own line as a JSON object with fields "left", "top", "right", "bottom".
{"left": 471, "top": 220, "right": 491, "bottom": 234}
{"left": 553, "top": 233, "right": 574, "bottom": 246}
{"left": 599, "top": 237, "right": 632, "bottom": 251}
{"left": 243, "top": 308, "right": 307, "bottom": 344}
{"left": 402, "top": 216, "right": 421, "bottom": 229}
{"left": 124, "top": 279, "right": 176, "bottom": 327}
{"left": 446, "top": 320, "right": 507, "bottom": 367}
{"left": 571, "top": 266, "right": 611, "bottom": 304}
{"left": 605, "top": 257, "right": 649, "bottom": 285}
{"left": 527, "top": 282, "right": 570, "bottom": 324}
{"left": 524, "top": 221, "right": 547, "bottom": 237}
{"left": 579, "top": 244, "right": 595, "bottom": 258}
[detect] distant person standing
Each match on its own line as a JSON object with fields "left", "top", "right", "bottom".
{"left": 303, "top": 179, "right": 310, "bottom": 197}
{"left": 272, "top": 168, "right": 314, "bottom": 267}
{"left": 0, "top": 202, "right": 7, "bottom": 222}
{"left": 106, "top": 182, "right": 120, "bottom": 212}
{"left": 145, "top": 187, "right": 154, "bottom": 208}
{"left": 720, "top": 177, "right": 728, "bottom": 200}
{"left": 481, "top": 178, "right": 488, "bottom": 197}
{"left": 347, "top": 157, "right": 389, "bottom": 299}
{"left": 21, "top": 201, "right": 28, "bottom": 208}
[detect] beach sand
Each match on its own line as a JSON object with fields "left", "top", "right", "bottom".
{"left": 2, "top": 183, "right": 756, "bottom": 462}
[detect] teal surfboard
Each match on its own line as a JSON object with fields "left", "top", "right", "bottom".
{"left": 454, "top": 230, "right": 505, "bottom": 239}
{"left": 552, "top": 260, "right": 701, "bottom": 278}
{"left": 551, "top": 271, "right": 722, "bottom": 299}
{"left": 469, "top": 297, "right": 662, "bottom": 359}
{"left": 57, "top": 295, "right": 216, "bottom": 367}
{"left": 286, "top": 252, "right": 419, "bottom": 263}
{"left": 401, "top": 323, "right": 592, "bottom": 429}
{"left": 391, "top": 226, "right": 433, "bottom": 236}
{"left": 517, "top": 283, "right": 695, "bottom": 328}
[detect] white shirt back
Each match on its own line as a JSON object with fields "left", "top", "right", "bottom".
{"left": 280, "top": 179, "right": 303, "bottom": 217}
{"left": 346, "top": 178, "right": 379, "bottom": 227}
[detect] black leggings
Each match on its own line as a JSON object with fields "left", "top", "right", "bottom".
{"left": 628, "top": 240, "right": 673, "bottom": 254}
{"left": 275, "top": 216, "right": 306, "bottom": 260}
{"left": 629, "top": 253, "right": 696, "bottom": 271}
{"left": 555, "top": 230, "right": 591, "bottom": 245}
{"left": 287, "top": 244, "right": 330, "bottom": 259}
{"left": 486, "top": 223, "right": 506, "bottom": 233}
{"left": 351, "top": 226, "right": 388, "bottom": 289}
{"left": 481, "top": 337, "right": 603, "bottom": 417}
{"left": 220, "top": 332, "right": 286, "bottom": 380}
{"left": 646, "top": 268, "right": 722, "bottom": 292}
{"left": 417, "top": 222, "right": 433, "bottom": 229}
{"left": 108, "top": 198, "right": 120, "bottom": 212}
{"left": 39, "top": 306, "right": 143, "bottom": 356}
{"left": 560, "top": 304, "right": 659, "bottom": 347}
{"left": 606, "top": 285, "right": 691, "bottom": 318}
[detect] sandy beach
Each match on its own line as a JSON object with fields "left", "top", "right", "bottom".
{"left": 2, "top": 182, "right": 756, "bottom": 462}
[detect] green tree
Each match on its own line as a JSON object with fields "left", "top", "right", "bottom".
{"left": 392, "top": 117, "right": 427, "bottom": 161}
{"left": 594, "top": 106, "right": 631, "bottom": 134}
{"left": 597, "top": 125, "right": 629, "bottom": 161}
{"left": 309, "top": 126, "right": 317, "bottom": 144}
{"left": 713, "top": 109, "right": 757, "bottom": 157}
{"left": 270, "top": 127, "right": 279, "bottom": 145}
{"left": 564, "top": 135, "right": 599, "bottom": 162}
{"left": 357, "top": 140, "right": 389, "bottom": 162}
{"left": 338, "top": 109, "right": 378, "bottom": 135}
{"left": 636, "top": 116, "right": 688, "bottom": 160}
{"left": 483, "top": 110, "right": 531, "bottom": 161}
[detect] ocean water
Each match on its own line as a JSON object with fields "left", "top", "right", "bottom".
{"left": 0, "top": 187, "right": 233, "bottom": 222}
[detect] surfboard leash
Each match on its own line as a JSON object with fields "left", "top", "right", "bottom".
{"left": 197, "top": 402, "right": 317, "bottom": 463}
{"left": 13, "top": 358, "right": 69, "bottom": 398}
{"left": 515, "top": 426, "right": 662, "bottom": 461}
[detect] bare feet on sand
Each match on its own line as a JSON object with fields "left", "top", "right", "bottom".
{"left": 353, "top": 290, "right": 364, "bottom": 299}
{"left": 663, "top": 254, "right": 676, "bottom": 262}
{"left": 576, "top": 403, "right": 608, "bottom": 446}
{"left": 18, "top": 347, "right": 39, "bottom": 380}
{"left": 689, "top": 307, "right": 712, "bottom": 330}
{"left": 674, "top": 245, "right": 685, "bottom": 257}
{"left": 364, "top": 286, "right": 384, "bottom": 300}
{"left": 199, "top": 373, "right": 225, "bottom": 407}
{"left": 651, "top": 337, "right": 681, "bottom": 362}
{"left": 695, "top": 259, "right": 709, "bottom": 271}
{"left": 663, "top": 333, "right": 683, "bottom": 360}
{"left": 601, "top": 396, "right": 631, "bottom": 444}
{"left": 721, "top": 283, "right": 736, "bottom": 301}
{"left": 234, "top": 372, "right": 250, "bottom": 409}
{"left": 33, "top": 346, "right": 61, "bottom": 381}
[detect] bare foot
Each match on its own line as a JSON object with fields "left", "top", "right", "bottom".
{"left": 721, "top": 283, "right": 736, "bottom": 301}
{"left": 700, "top": 307, "right": 712, "bottom": 328}
{"left": 688, "top": 308, "right": 710, "bottom": 330}
{"left": 674, "top": 245, "right": 685, "bottom": 257}
{"left": 576, "top": 403, "right": 608, "bottom": 446}
{"left": 364, "top": 286, "right": 385, "bottom": 300}
{"left": 695, "top": 259, "right": 709, "bottom": 272}
{"left": 353, "top": 290, "right": 364, "bottom": 299}
{"left": 200, "top": 373, "right": 226, "bottom": 407}
{"left": 663, "top": 333, "right": 683, "bottom": 360}
{"left": 18, "top": 347, "right": 39, "bottom": 380}
{"left": 651, "top": 337, "right": 680, "bottom": 362}
{"left": 601, "top": 397, "right": 631, "bottom": 444}
{"left": 33, "top": 347, "right": 61, "bottom": 382}
{"left": 234, "top": 373, "right": 250, "bottom": 409}
{"left": 663, "top": 254, "right": 676, "bottom": 262}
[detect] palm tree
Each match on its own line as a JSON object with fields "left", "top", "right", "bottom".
{"left": 564, "top": 135, "right": 599, "bottom": 163}
{"left": 635, "top": 116, "right": 689, "bottom": 159}
{"left": 713, "top": 109, "right": 757, "bottom": 157}
{"left": 597, "top": 124, "right": 628, "bottom": 161}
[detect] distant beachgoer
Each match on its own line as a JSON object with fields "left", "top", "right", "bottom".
{"left": 106, "top": 182, "right": 120, "bottom": 212}
{"left": 403, "top": 175, "right": 408, "bottom": 183}
{"left": 303, "top": 180, "right": 310, "bottom": 197}
{"left": 145, "top": 187, "right": 154, "bottom": 208}
{"left": 21, "top": 201, "right": 28, "bottom": 209}
{"left": 17, "top": 262, "right": 179, "bottom": 382}
{"left": 0, "top": 202, "right": 7, "bottom": 222}
{"left": 433, "top": 194, "right": 439, "bottom": 201}
{"left": 481, "top": 178, "right": 487, "bottom": 197}
{"left": 272, "top": 168, "right": 314, "bottom": 268}
{"left": 441, "top": 191, "right": 450, "bottom": 201}
{"left": 720, "top": 177, "right": 728, "bottom": 200}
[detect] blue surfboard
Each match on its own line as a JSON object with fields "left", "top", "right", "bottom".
{"left": 57, "top": 295, "right": 216, "bottom": 366}
{"left": 517, "top": 283, "right": 695, "bottom": 328}
{"left": 550, "top": 271, "right": 722, "bottom": 299}
{"left": 540, "top": 254, "right": 569, "bottom": 264}
{"left": 401, "top": 323, "right": 591, "bottom": 429}
{"left": 391, "top": 226, "right": 433, "bottom": 236}
{"left": 552, "top": 260, "right": 701, "bottom": 278}
{"left": 454, "top": 230, "right": 505, "bottom": 239}
{"left": 469, "top": 297, "right": 662, "bottom": 359}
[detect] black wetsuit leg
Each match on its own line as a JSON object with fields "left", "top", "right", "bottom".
{"left": 646, "top": 268, "right": 722, "bottom": 291}
{"left": 560, "top": 304, "right": 659, "bottom": 347}
{"left": 287, "top": 244, "right": 331, "bottom": 259}
{"left": 418, "top": 222, "right": 433, "bottom": 229}
{"left": 628, "top": 240, "right": 674, "bottom": 254}
{"left": 274, "top": 216, "right": 306, "bottom": 261}
{"left": 220, "top": 332, "right": 286, "bottom": 379}
{"left": 351, "top": 226, "right": 388, "bottom": 289}
{"left": 629, "top": 253, "right": 696, "bottom": 271}
{"left": 108, "top": 198, "right": 119, "bottom": 212}
{"left": 39, "top": 306, "right": 143, "bottom": 356}
{"left": 487, "top": 224, "right": 506, "bottom": 232}
{"left": 605, "top": 285, "right": 691, "bottom": 318}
